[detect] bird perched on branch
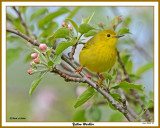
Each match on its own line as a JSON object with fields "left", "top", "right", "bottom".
{"left": 76, "top": 30, "right": 124, "bottom": 86}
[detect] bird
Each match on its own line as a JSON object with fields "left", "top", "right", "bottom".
{"left": 76, "top": 30, "right": 124, "bottom": 86}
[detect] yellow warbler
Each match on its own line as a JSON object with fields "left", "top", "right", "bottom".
{"left": 77, "top": 30, "right": 124, "bottom": 85}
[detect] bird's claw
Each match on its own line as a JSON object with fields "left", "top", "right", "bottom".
{"left": 75, "top": 66, "right": 83, "bottom": 73}
{"left": 96, "top": 79, "right": 102, "bottom": 86}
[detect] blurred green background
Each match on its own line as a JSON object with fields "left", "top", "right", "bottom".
{"left": 7, "top": 6, "right": 153, "bottom": 122}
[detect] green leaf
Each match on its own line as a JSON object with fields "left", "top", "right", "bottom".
{"left": 38, "top": 7, "right": 69, "bottom": 28}
{"left": 48, "top": 27, "right": 70, "bottom": 40}
{"left": 112, "top": 69, "right": 117, "bottom": 76}
{"left": 78, "top": 23, "right": 94, "bottom": 35}
{"left": 89, "top": 107, "right": 101, "bottom": 121}
{"left": 19, "top": 7, "right": 27, "bottom": 14}
{"left": 118, "top": 28, "right": 130, "bottom": 35}
{"left": 82, "top": 12, "right": 95, "bottom": 24}
{"left": 74, "top": 87, "right": 95, "bottom": 108}
{"left": 7, "top": 48, "right": 22, "bottom": 67}
{"left": 136, "top": 62, "right": 153, "bottom": 76}
{"left": 66, "top": 7, "right": 81, "bottom": 19}
{"left": 30, "top": 8, "right": 48, "bottom": 21}
{"left": 84, "top": 30, "right": 98, "bottom": 37}
{"left": 55, "top": 41, "right": 76, "bottom": 55}
{"left": 29, "top": 71, "right": 47, "bottom": 95}
{"left": 108, "top": 101, "right": 116, "bottom": 110}
{"left": 65, "top": 18, "right": 78, "bottom": 33}
{"left": 111, "top": 81, "right": 144, "bottom": 91}
{"left": 53, "top": 54, "right": 62, "bottom": 65}
{"left": 135, "top": 100, "right": 153, "bottom": 121}
{"left": 102, "top": 73, "right": 112, "bottom": 81}
{"left": 129, "top": 74, "right": 141, "bottom": 81}
{"left": 72, "top": 109, "right": 87, "bottom": 121}
{"left": 110, "top": 93, "right": 121, "bottom": 103}
{"left": 126, "top": 60, "right": 133, "bottom": 74}
{"left": 48, "top": 61, "right": 54, "bottom": 66}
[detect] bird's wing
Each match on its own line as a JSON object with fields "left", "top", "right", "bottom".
{"left": 83, "top": 36, "right": 96, "bottom": 49}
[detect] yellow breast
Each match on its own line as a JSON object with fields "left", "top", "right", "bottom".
{"left": 79, "top": 41, "right": 117, "bottom": 73}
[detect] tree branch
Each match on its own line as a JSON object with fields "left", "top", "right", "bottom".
{"left": 12, "top": 6, "right": 30, "bottom": 36}
{"left": 68, "top": 43, "right": 77, "bottom": 60}
{"left": 53, "top": 67, "right": 85, "bottom": 82}
{"left": 7, "top": 28, "right": 40, "bottom": 46}
{"left": 116, "top": 69, "right": 145, "bottom": 121}
{"left": 61, "top": 61, "right": 75, "bottom": 73}
{"left": 7, "top": 28, "right": 136, "bottom": 121}
{"left": 52, "top": 66, "right": 81, "bottom": 78}
{"left": 117, "top": 51, "right": 152, "bottom": 121}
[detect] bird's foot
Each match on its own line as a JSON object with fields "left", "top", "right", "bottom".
{"left": 96, "top": 79, "right": 102, "bottom": 86}
{"left": 75, "top": 66, "right": 83, "bottom": 73}
{"left": 96, "top": 73, "right": 103, "bottom": 86}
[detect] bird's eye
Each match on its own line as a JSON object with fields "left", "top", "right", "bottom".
{"left": 107, "top": 34, "right": 110, "bottom": 37}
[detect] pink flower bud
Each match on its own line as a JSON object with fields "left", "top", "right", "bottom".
{"left": 113, "top": 24, "right": 116, "bottom": 28}
{"left": 39, "top": 44, "right": 47, "bottom": 51}
{"left": 118, "top": 17, "right": 122, "bottom": 22}
{"left": 86, "top": 75, "right": 91, "bottom": 86}
{"left": 34, "top": 58, "right": 40, "bottom": 64}
{"left": 30, "top": 61, "right": 35, "bottom": 67}
{"left": 62, "top": 21, "right": 67, "bottom": 27}
{"left": 99, "top": 73, "right": 103, "bottom": 79}
{"left": 27, "top": 68, "right": 32, "bottom": 75}
{"left": 31, "top": 53, "right": 38, "bottom": 59}
{"left": 86, "top": 74, "right": 91, "bottom": 79}
{"left": 68, "top": 24, "right": 72, "bottom": 30}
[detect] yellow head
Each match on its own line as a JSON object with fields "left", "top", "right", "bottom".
{"left": 95, "top": 30, "right": 124, "bottom": 47}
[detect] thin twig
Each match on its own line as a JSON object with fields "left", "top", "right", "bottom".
{"left": 68, "top": 43, "right": 77, "bottom": 60}
{"left": 12, "top": 6, "right": 30, "bottom": 36}
{"left": 61, "top": 61, "right": 74, "bottom": 73}
{"left": 53, "top": 67, "right": 81, "bottom": 78}
{"left": 117, "top": 51, "right": 152, "bottom": 121}
{"left": 68, "top": 34, "right": 82, "bottom": 60}
{"left": 53, "top": 67, "right": 85, "bottom": 82}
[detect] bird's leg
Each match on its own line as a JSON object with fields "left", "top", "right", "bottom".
{"left": 75, "top": 66, "right": 83, "bottom": 73}
{"left": 97, "top": 73, "right": 103, "bottom": 86}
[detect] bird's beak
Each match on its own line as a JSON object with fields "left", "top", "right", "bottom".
{"left": 113, "top": 34, "right": 124, "bottom": 38}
